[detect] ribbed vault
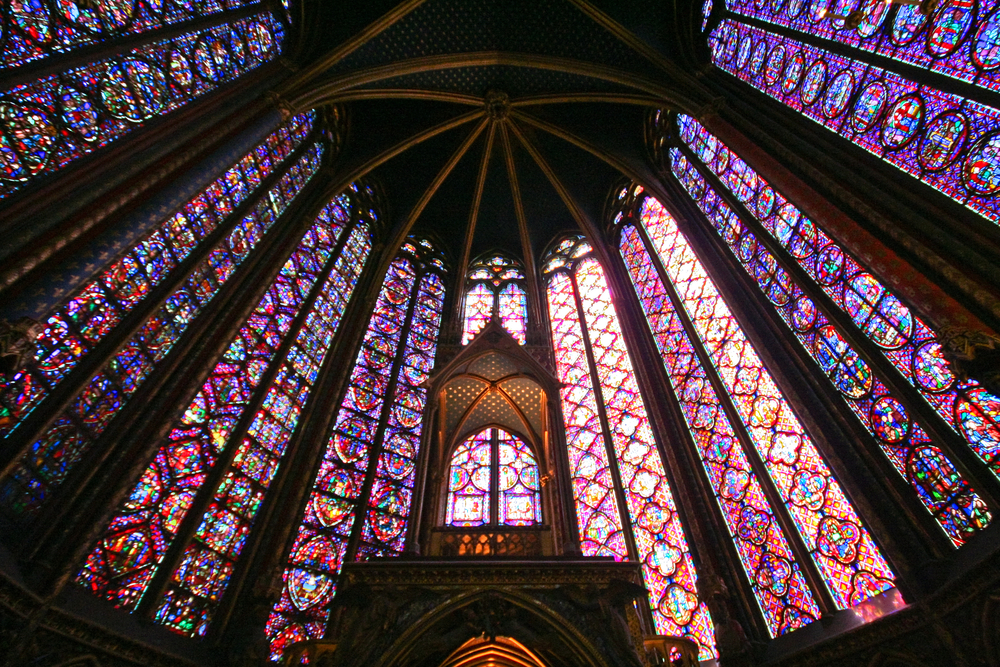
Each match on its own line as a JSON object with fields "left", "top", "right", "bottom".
{"left": 274, "top": 0, "right": 713, "bottom": 275}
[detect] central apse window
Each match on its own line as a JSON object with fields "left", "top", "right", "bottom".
{"left": 462, "top": 254, "right": 528, "bottom": 344}
{"left": 445, "top": 428, "right": 542, "bottom": 526}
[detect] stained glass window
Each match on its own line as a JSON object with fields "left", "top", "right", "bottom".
{"left": 75, "top": 192, "right": 373, "bottom": 638}
{"left": 544, "top": 237, "right": 716, "bottom": 658}
{"left": 462, "top": 254, "right": 528, "bottom": 344}
{"left": 724, "top": 0, "right": 1000, "bottom": 94}
{"left": 445, "top": 428, "right": 542, "bottom": 527}
{"left": 265, "top": 239, "right": 446, "bottom": 659}
{"left": 616, "top": 193, "right": 898, "bottom": 613}
{"left": 667, "top": 113, "right": 993, "bottom": 543}
{"left": 709, "top": 19, "right": 1000, "bottom": 225}
{"left": 2, "top": 0, "right": 269, "bottom": 70}
{"left": 1, "top": 12, "right": 283, "bottom": 200}
{"left": 0, "top": 115, "right": 320, "bottom": 517}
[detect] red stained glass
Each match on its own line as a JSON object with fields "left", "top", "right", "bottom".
{"left": 76, "top": 196, "right": 368, "bottom": 638}
{"left": 619, "top": 223, "right": 822, "bottom": 636}
{"left": 674, "top": 113, "right": 1000, "bottom": 519}
{"left": 445, "top": 428, "right": 541, "bottom": 528}
{"left": 545, "top": 239, "right": 716, "bottom": 658}
{"left": 710, "top": 19, "right": 1000, "bottom": 226}
{"left": 635, "top": 198, "right": 897, "bottom": 609}
{"left": 0, "top": 13, "right": 283, "bottom": 200}
{"left": 1, "top": 129, "right": 321, "bottom": 517}
{"left": 461, "top": 255, "right": 528, "bottom": 345}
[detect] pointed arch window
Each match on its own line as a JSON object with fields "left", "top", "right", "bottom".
{"left": 708, "top": 19, "right": 1000, "bottom": 225}
{"left": 614, "top": 188, "right": 899, "bottom": 628}
{"left": 265, "top": 238, "right": 446, "bottom": 659}
{"left": 445, "top": 427, "right": 542, "bottom": 527}
{"left": 75, "top": 188, "right": 375, "bottom": 637}
{"left": 663, "top": 112, "right": 995, "bottom": 545}
{"left": 0, "top": 112, "right": 321, "bottom": 518}
{"left": 0, "top": 10, "right": 284, "bottom": 200}
{"left": 543, "top": 236, "right": 716, "bottom": 658}
{"left": 462, "top": 254, "right": 528, "bottom": 345}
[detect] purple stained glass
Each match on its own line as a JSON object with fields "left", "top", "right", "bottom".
{"left": 0, "top": 13, "right": 283, "bottom": 200}
{"left": 152, "top": 223, "right": 371, "bottom": 637}
{"left": 75, "top": 196, "right": 366, "bottom": 633}
{"left": 357, "top": 270, "right": 444, "bottom": 557}
{"left": 1, "top": 0, "right": 267, "bottom": 70}
{"left": 266, "top": 241, "right": 445, "bottom": 659}
{"left": 0, "top": 112, "right": 312, "bottom": 442}
{"left": 725, "top": 0, "right": 1000, "bottom": 94}
{"left": 619, "top": 221, "right": 822, "bottom": 636}
{"left": 635, "top": 198, "right": 897, "bottom": 609}
{"left": 446, "top": 430, "right": 492, "bottom": 526}
{"left": 545, "top": 239, "right": 716, "bottom": 658}
{"left": 710, "top": 19, "right": 1000, "bottom": 226}
{"left": 0, "top": 140, "right": 322, "bottom": 517}
{"left": 462, "top": 255, "right": 528, "bottom": 345}
{"left": 674, "top": 112, "right": 1000, "bottom": 488}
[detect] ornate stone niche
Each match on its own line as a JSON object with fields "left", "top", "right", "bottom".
{"left": 415, "top": 320, "right": 570, "bottom": 558}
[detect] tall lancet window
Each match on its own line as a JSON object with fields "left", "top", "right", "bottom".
{"left": 75, "top": 189, "right": 375, "bottom": 638}
{"left": 445, "top": 427, "right": 542, "bottom": 527}
{"left": 0, "top": 112, "right": 321, "bottom": 518}
{"left": 707, "top": 15, "right": 1000, "bottom": 226}
{"left": 0, "top": 0, "right": 286, "bottom": 199}
{"left": 265, "top": 238, "right": 446, "bottom": 659}
{"left": 666, "top": 112, "right": 994, "bottom": 545}
{"left": 544, "top": 236, "right": 716, "bottom": 658}
{"left": 615, "top": 187, "right": 899, "bottom": 633}
{"left": 462, "top": 254, "right": 528, "bottom": 345}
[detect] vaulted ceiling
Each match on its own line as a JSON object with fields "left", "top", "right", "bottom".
{"left": 276, "top": 0, "right": 712, "bottom": 270}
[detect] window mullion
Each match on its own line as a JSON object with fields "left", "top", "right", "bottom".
{"left": 342, "top": 270, "right": 423, "bottom": 563}
{"left": 132, "top": 209, "right": 361, "bottom": 618}
{"left": 567, "top": 268, "right": 640, "bottom": 562}
{"left": 1, "top": 5, "right": 265, "bottom": 93}
{"left": 721, "top": 10, "right": 1000, "bottom": 112}
{"left": 675, "top": 136, "right": 1000, "bottom": 519}
{"left": 0, "top": 133, "right": 318, "bottom": 484}
{"left": 631, "top": 219, "right": 839, "bottom": 616}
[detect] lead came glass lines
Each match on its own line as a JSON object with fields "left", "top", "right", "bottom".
{"left": 0, "top": 13, "right": 283, "bottom": 199}
{"left": 462, "top": 283, "right": 493, "bottom": 345}
{"left": 710, "top": 20, "right": 1000, "bottom": 225}
{"left": 152, "top": 222, "right": 372, "bottom": 637}
{"left": 0, "top": 112, "right": 313, "bottom": 442}
{"left": 444, "top": 428, "right": 542, "bottom": 527}
{"left": 725, "top": 0, "right": 1000, "bottom": 95}
{"left": 669, "top": 130, "right": 989, "bottom": 543}
{"left": 498, "top": 429, "right": 541, "bottom": 525}
{"left": 675, "top": 113, "right": 1000, "bottom": 488}
{"left": 498, "top": 283, "right": 528, "bottom": 345}
{"left": 2, "top": 0, "right": 267, "bottom": 70}
{"left": 547, "top": 270, "right": 628, "bottom": 561}
{"left": 356, "top": 271, "right": 444, "bottom": 558}
{"left": 619, "top": 224, "right": 822, "bottom": 636}
{"left": 574, "top": 257, "right": 715, "bottom": 655}
{"left": 265, "top": 256, "right": 417, "bottom": 659}
{"left": 0, "top": 139, "right": 322, "bottom": 516}
{"left": 446, "top": 430, "right": 492, "bottom": 526}
{"left": 75, "top": 197, "right": 360, "bottom": 624}
{"left": 636, "top": 199, "right": 897, "bottom": 608}
{"left": 461, "top": 255, "right": 528, "bottom": 345}
{"left": 546, "top": 244, "right": 716, "bottom": 658}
